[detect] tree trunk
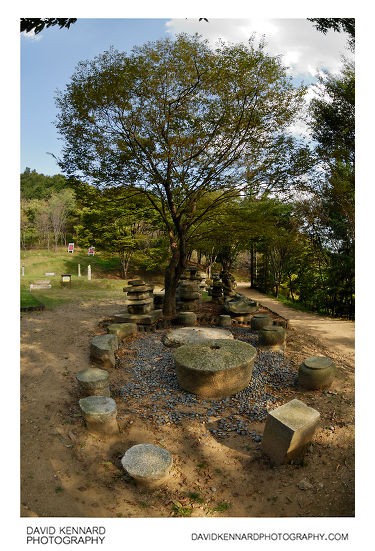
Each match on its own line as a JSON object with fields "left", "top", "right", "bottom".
{"left": 163, "top": 236, "right": 187, "bottom": 316}
{"left": 250, "top": 244, "right": 255, "bottom": 288}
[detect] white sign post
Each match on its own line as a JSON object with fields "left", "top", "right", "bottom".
{"left": 78, "top": 264, "right": 81, "bottom": 277}
{"left": 22, "top": 265, "right": 25, "bottom": 276}
{"left": 87, "top": 265, "right": 91, "bottom": 281}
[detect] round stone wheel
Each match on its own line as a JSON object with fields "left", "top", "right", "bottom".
{"left": 177, "top": 311, "right": 197, "bottom": 326}
{"left": 298, "top": 356, "right": 336, "bottom": 390}
{"left": 164, "top": 326, "right": 234, "bottom": 348}
{"left": 121, "top": 444, "right": 172, "bottom": 485}
{"left": 173, "top": 339, "right": 257, "bottom": 399}
{"left": 76, "top": 367, "right": 110, "bottom": 397}
{"left": 79, "top": 396, "right": 118, "bottom": 435}
{"left": 251, "top": 313, "right": 273, "bottom": 331}
{"left": 218, "top": 315, "right": 232, "bottom": 327}
{"left": 258, "top": 325, "right": 286, "bottom": 350}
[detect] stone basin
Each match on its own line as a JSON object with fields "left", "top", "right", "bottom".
{"left": 164, "top": 326, "right": 234, "bottom": 348}
{"left": 173, "top": 339, "right": 257, "bottom": 399}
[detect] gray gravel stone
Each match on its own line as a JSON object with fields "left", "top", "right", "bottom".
{"left": 117, "top": 327, "right": 297, "bottom": 441}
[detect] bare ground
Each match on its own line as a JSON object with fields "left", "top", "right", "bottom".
{"left": 20, "top": 296, "right": 354, "bottom": 518}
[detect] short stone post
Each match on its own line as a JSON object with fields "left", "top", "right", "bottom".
{"left": 121, "top": 444, "right": 173, "bottom": 486}
{"left": 90, "top": 334, "right": 118, "bottom": 369}
{"left": 251, "top": 313, "right": 272, "bottom": 331}
{"left": 218, "top": 315, "right": 231, "bottom": 327}
{"left": 261, "top": 399, "right": 320, "bottom": 465}
{"left": 79, "top": 396, "right": 119, "bottom": 436}
{"left": 298, "top": 356, "right": 336, "bottom": 390}
{"left": 78, "top": 264, "right": 81, "bottom": 277}
{"left": 76, "top": 367, "right": 110, "bottom": 397}
{"left": 22, "top": 264, "right": 25, "bottom": 276}
{"left": 87, "top": 265, "right": 91, "bottom": 281}
{"left": 258, "top": 325, "right": 286, "bottom": 350}
{"left": 177, "top": 311, "right": 197, "bottom": 326}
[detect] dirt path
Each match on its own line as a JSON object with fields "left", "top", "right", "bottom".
{"left": 237, "top": 283, "right": 355, "bottom": 363}
{"left": 20, "top": 296, "right": 354, "bottom": 519}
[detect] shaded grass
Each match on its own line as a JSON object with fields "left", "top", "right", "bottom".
{"left": 20, "top": 289, "right": 43, "bottom": 309}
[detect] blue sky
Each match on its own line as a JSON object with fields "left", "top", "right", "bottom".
{"left": 21, "top": 17, "right": 351, "bottom": 176}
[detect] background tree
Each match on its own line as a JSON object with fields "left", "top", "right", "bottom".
{"left": 55, "top": 33, "right": 310, "bottom": 314}
{"left": 74, "top": 186, "right": 167, "bottom": 278}
{"left": 49, "top": 189, "right": 76, "bottom": 252}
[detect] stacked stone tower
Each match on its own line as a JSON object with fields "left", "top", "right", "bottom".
{"left": 113, "top": 279, "right": 162, "bottom": 326}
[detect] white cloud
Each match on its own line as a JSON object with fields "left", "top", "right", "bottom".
{"left": 165, "top": 18, "right": 352, "bottom": 78}
{"left": 21, "top": 30, "right": 42, "bottom": 42}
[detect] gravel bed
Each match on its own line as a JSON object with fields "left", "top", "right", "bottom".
{"left": 116, "top": 327, "right": 297, "bottom": 441}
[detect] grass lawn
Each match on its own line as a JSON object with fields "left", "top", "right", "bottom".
{"left": 20, "top": 248, "right": 163, "bottom": 310}
{"left": 20, "top": 289, "right": 43, "bottom": 309}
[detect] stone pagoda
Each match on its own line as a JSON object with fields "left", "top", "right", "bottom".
{"left": 113, "top": 279, "right": 162, "bottom": 326}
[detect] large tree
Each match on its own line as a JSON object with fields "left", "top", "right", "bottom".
{"left": 55, "top": 33, "right": 309, "bottom": 314}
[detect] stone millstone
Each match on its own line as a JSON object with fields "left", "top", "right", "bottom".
{"left": 107, "top": 323, "right": 138, "bottom": 340}
{"left": 173, "top": 339, "right": 257, "bottom": 399}
{"left": 164, "top": 326, "right": 234, "bottom": 348}
{"left": 90, "top": 334, "right": 118, "bottom": 369}
{"left": 79, "top": 396, "right": 118, "bottom": 436}
{"left": 262, "top": 399, "right": 320, "bottom": 465}
{"left": 298, "top": 356, "right": 336, "bottom": 390}
{"left": 121, "top": 444, "right": 173, "bottom": 485}
{"left": 76, "top": 367, "right": 110, "bottom": 397}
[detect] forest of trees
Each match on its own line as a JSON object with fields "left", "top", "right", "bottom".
{"left": 21, "top": 33, "right": 354, "bottom": 320}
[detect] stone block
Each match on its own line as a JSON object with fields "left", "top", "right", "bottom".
{"left": 298, "top": 356, "right": 336, "bottom": 390}
{"left": 127, "top": 302, "right": 154, "bottom": 315}
{"left": 76, "top": 367, "right": 110, "bottom": 397}
{"left": 126, "top": 293, "right": 153, "bottom": 302}
{"left": 107, "top": 323, "right": 138, "bottom": 340}
{"left": 123, "top": 285, "right": 154, "bottom": 293}
{"left": 112, "top": 310, "right": 162, "bottom": 325}
{"left": 261, "top": 399, "right": 320, "bottom": 465}
{"left": 128, "top": 279, "right": 145, "bottom": 286}
{"left": 121, "top": 444, "right": 172, "bottom": 486}
{"left": 79, "top": 396, "right": 118, "bottom": 436}
{"left": 90, "top": 334, "right": 118, "bottom": 369}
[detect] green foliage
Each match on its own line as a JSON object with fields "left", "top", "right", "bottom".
{"left": 21, "top": 168, "right": 71, "bottom": 200}
{"left": 55, "top": 33, "right": 310, "bottom": 313}
{"left": 74, "top": 186, "right": 167, "bottom": 278}
{"left": 21, "top": 19, "right": 77, "bottom": 35}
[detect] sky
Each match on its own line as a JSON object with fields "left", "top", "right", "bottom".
{"left": 20, "top": 17, "right": 352, "bottom": 176}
